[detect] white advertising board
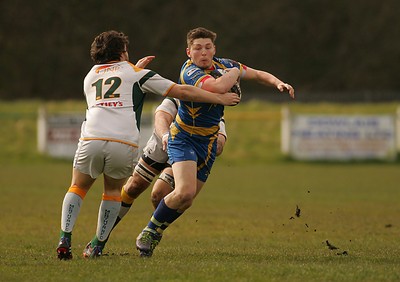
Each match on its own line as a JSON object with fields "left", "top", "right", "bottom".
{"left": 282, "top": 112, "right": 397, "bottom": 161}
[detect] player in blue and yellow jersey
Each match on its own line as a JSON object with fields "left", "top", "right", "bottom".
{"left": 172, "top": 57, "right": 244, "bottom": 181}
{"left": 135, "top": 27, "right": 295, "bottom": 257}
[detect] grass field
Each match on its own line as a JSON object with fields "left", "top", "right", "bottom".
{"left": 0, "top": 100, "right": 399, "bottom": 281}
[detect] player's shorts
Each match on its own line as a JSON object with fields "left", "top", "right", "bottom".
{"left": 167, "top": 129, "right": 217, "bottom": 182}
{"left": 140, "top": 131, "right": 171, "bottom": 172}
{"left": 73, "top": 139, "right": 138, "bottom": 179}
{"left": 142, "top": 131, "right": 169, "bottom": 164}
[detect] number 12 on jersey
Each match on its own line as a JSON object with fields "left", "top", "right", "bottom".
{"left": 92, "top": 77, "right": 121, "bottom": 100}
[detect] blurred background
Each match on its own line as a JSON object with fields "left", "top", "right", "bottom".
{"left": 1, "top": 0, "right": 400, "bottom": 102}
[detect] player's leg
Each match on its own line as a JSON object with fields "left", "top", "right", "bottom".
{"left": 136, "top": 160, "right": 202, "bottom": 257}
{"left": 164, "top": 161, "right": 199, "bottom": 211}
{"left": 57, "top": 139, "right": 100, "bottom": 260}
{"left": 117, "top": 132, "right": 169, "bottom": 223}
{"left": 118, "top": 156, "right": 161, "bottom": 220}
{"left": 57, "top": 169, "right": 95, "bottom": 260}
{"left": 136, "top": 139, "right": 215, "bottom": 256}
{"left": 160, "top": 137, "right": 215, "bottom": 212}
{"left": 101, "top": 167, "right": 153, "bottom": 245}
{"left": 150, "top": 134, "right": 219, "bottom": 209}
{"left": 151, "top": 167, "right": 174, "bottom": 209}
{"left": 83, "top": 174, "right": 127, "bottom": 258}
{"left": 101, "top": 148, "right": 168, "bottom": 252}
{"left": 83, "top": 141, "right": 136, "bottom": 258}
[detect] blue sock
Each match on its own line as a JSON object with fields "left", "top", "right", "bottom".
{"left": 146, "top": 199, "right": 182, "bottom": 233}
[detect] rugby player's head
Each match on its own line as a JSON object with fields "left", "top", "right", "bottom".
{"left": 90, "top": 30, "right": 129, "bottom": 64}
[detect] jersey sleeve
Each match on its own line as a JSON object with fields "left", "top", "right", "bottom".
{"left": 155, "top": 98, "right": 179, "bottom": 118}
{"left": 140, "top": 70, "right": 176, "bottom": 96}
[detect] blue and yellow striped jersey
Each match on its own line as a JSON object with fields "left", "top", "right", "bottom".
{"left": 176, "top": 57, "right": 245, "bottom": 137}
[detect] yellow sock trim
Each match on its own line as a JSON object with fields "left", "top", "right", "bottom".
{"left": 121, "top": 187, "right": 135, "bottom": 205}
{"left": 68, "top": 185, "right": 87, "bottom": 199}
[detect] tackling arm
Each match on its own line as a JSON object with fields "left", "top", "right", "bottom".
{"left": 168, "top": 84, "right": 240, "bottom": 106}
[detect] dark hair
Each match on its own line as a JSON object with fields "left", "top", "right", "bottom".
{"left": 90, "top": 30, "right": 129, "bottom": 64}
{"left": 186, "top": 27, "right": 217, "bottom": 48}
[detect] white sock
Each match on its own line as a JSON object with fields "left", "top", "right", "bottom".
{"left": 61, "top": 191, "right": 83, "bottom": 233}
{"left": 96, "top": 195, "right": 121, "bottom": 242}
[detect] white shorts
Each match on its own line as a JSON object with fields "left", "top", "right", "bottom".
{"left": 73, "top": 139, "right": 138, "bottom": 179}
{"left": 142, "top": 131, "right": 169, "bottom": 164}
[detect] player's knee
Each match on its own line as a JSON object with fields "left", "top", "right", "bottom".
{"left": 124, "top": 174, "right": 150, "bottom": 199}
{"left": 150, "top": 191, "right": 163, "bottom": 209}
{"left": 174, "top": 190, "right": 196, "bottom": 208}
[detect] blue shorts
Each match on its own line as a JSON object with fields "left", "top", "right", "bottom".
{"left": 167, "top": 130, "right": 217, "bottom": 182}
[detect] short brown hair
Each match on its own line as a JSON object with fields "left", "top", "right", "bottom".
{"left": 186, "top": 27, "right": 217, "bottom": 48}
{"left": 90, "top": 30, "right": 129, "bottom": 64}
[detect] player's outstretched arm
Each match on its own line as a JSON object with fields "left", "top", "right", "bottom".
{"left": 168, "top": 84, "right": 240, "bottom": 106}
{"left": 244, "top": 67, "right": 295, "bottom": 99}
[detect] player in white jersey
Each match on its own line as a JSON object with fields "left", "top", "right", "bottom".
{"left": 56, "top": 30, "right": 240, "bottom": 260}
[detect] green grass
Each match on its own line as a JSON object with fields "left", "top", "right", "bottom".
{"left": 0, "top": 100, "right": 399, "bottom": 281}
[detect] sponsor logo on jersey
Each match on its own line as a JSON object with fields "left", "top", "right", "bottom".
{"left": 187, "top": 68, "right": 197, "bottom": 77}
{"left": 95, "top": 64, "right": 121, "bottom": 74}
{"left": 96, "top": 101, "right": 123, "bottom": 107}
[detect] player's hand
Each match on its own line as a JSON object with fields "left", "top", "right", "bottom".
{"left": 277, "top": 83, "right": 295, "bottom": 99}
{"left": 162, "top": 133, "right": 169, "bottom": 151}
{"left": 219, "top": 92, "right": 241, "bottom": 106}
{"left": 135, "top": 56, "right": 155, "bottom": 68}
